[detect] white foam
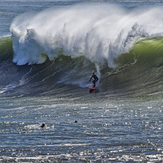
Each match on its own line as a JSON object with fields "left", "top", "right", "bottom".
{"left": 10, "top": 3, "right": 163, "bottom": 67}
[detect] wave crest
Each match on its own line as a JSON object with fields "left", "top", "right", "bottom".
{"left": 10, "top": 3, "right": 163, "bottom": 67}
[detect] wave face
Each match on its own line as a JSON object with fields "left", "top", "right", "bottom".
{"left": 0, "top": 3, "right": 163, "bottom": 97}
{"left": 0, "top": 37, "right": 163, "bottom": 98}
{"left": 100, "top": 38, "right": 163, "bottom": 97}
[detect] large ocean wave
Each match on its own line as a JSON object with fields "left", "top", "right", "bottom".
{"left": 1, "top": 35, "right": 163, "bottom": 97}
{"left": 1, "top": 3, "right": 163, "bottom": 97}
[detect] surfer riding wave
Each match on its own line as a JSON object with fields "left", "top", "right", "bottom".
{"left": 89, "top": 73, "right": 99, "bottom": 88}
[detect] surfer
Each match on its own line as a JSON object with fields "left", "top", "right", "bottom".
{"left": 89, "top": 73, "right": 98, "bottom": 88}
{"left": 40, "top": 123, "right": 45, "bottom": 128}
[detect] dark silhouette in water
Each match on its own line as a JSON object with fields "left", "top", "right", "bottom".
{"left": 40, "top": 123, "right": 45, "bottom": 128}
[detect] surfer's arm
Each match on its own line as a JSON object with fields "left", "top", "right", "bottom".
{"left": 89, "top": 76, "right": 93, "bottom": 81}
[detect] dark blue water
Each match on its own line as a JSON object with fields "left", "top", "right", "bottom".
{"left": 1, "top": 96, "right": 163, "bottom": 162}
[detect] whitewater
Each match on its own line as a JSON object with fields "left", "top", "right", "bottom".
{"left": 1, "top": 0, "right": 163, "bottom": 162}
{"left": 10, "top": 3, "right": 163, "bottom": 67}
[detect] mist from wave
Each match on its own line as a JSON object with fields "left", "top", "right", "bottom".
{"left": 10, "top": 3, "right": 163, "bottom": 68}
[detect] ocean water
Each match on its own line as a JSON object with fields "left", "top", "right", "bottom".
{"left": 1, "top": 0, "right": 163, "bottom": 162}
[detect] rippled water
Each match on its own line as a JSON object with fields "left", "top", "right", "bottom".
{"left": 1, "top": 96, "right": 163, "bottom": 162}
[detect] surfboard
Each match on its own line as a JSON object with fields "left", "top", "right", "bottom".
{"left": 89, "top": 86, "right": 96, "bottom": 93}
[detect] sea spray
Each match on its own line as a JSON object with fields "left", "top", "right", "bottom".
{"left": 10, "top": 3, "right": 163, "bottom": 68}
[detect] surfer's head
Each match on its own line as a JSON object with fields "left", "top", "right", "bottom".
{"left": 41, "top": 123, "right": 45, "bottom": 128}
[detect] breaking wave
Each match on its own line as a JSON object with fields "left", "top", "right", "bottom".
{"left": 0, "top": 3, "right": 163, "bottom": 97}
{"left": 10, "top": 3, "right": 163, "bottom": 67}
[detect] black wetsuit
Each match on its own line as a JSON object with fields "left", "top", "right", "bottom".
{"left": 90, "top": 74, "right": 98, "bottom": 87}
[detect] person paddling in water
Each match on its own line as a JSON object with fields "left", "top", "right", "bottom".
{"left": 89, "top": 73, "right": 99, "bottom": 88}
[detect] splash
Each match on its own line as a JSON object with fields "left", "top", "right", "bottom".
{"left": 10, "top": 3, "right": 163, "bottom": 67}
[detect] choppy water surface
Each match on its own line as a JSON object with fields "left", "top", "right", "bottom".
{"left": 1, "top": 96, "right": 163, "bottom": 162}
